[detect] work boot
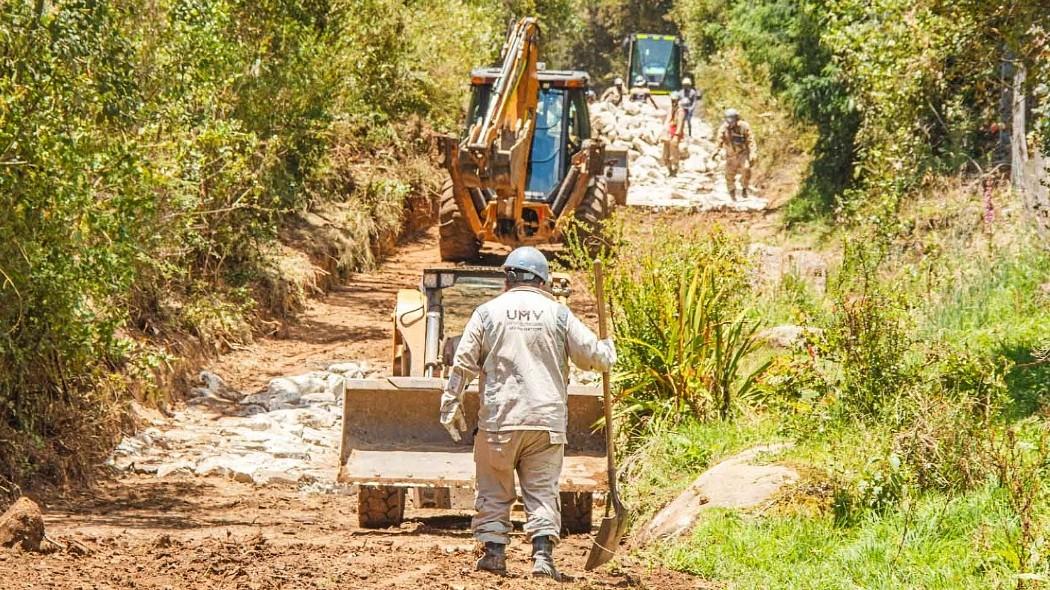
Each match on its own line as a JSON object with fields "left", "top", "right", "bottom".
{"left": 729, "top": 188, "right": 737, "bottom": 201}
{"left": 476, "top": 542, "right": 506, "bottom": 574}
{"left": 742, "top": 187, "right": 750, "bottom": 198}
{"left": 531, "top": 535, "right": 561, "bottom": 580}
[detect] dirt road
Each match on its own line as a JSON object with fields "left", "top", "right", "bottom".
{"left": 209, "top": 226, "right": 599, "bottom": 394}
{"left": 210, "top": 228, "right": 441, "bottom": 392}
{"left": 3, "top": 475, "right": 705, "bottom": 589}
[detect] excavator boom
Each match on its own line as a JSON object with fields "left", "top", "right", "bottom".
{"left": 458, "top": 17, "right": 540, "bottom": 230}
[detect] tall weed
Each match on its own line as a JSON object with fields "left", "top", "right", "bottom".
{"left": 606, "top": 228, "right": 768, "bottom": 427}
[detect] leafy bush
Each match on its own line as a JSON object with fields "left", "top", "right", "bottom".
{"left": 819, "top": 240, "right": 917, "bottom": 421}
{"left": 606, "top": 228, "right": 768, "bottom": 426}
{"left": 675, "top": 0, "right": 1049, "bottom": 224}
{"left": 0, "top": 0, "right": 503, "bottom": 491}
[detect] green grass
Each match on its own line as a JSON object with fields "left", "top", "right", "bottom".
{"left": 624, "top": 416, "right": 782, "bottom": 523}
{"left": 657, "top": 486, "right": 1020, "bottom": 589}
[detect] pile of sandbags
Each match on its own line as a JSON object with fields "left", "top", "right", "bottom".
{"left": 590, "top": 100, "right": 719, "bottom": 190}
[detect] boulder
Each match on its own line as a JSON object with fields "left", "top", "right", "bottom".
{"left": 759, "top": 325, "right": 823, "bottom": 349}
{"left": 156, "top": 460, "right": 196, "bottom": 478}
{"left": 635, "top": 155, "right": 660, "bottom": 172}
{"left": 636, "top": 444, "right": 797, "bottom": 546}
{"left": 324, "top": 372, "right": 346, "bottom": 400}
{"left": 326, "top": 362, "right": 362, "bottom": 375}
{"left": 0, "top": 498, "right": 45, "bottom": 552}
{"left": 193, "top": 371, "right": 243, "bottom": 402}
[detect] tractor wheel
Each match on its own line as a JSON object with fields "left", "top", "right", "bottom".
{"left": 439, "top": 179, "right": 480, "bottom": 262}
{"left": 571, "top": 177, "right": 610, "bottom": 251}
{"left": 358, "top": 485, "right": 407, "bottom": 528}
{"left": 560, "top": 491, "right": 594, "bottom": 535}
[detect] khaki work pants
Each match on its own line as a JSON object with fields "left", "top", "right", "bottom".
{"left": 725, "top": 152, "right": 751, "bottom": 193}
{"left": 662, "top": 136, "right": 681, "bottom": 175}
{"left": 473, "top": 430, "right": 564, "bottom": 545}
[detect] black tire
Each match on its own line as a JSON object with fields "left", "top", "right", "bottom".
{"left": 358, "top": 485, "right": 407, "bottom": 528}
{"left": 570, "top": 178, "right": 610, "bottom": 251}
{"left": 439, "top": 178, "right": 480, "bottom": 262}
{"left": 560, "top": 491, "right": 594, "bottom": 535}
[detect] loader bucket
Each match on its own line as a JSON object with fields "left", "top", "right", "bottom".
{"left": 338, "top": 377, "right": 607, "bottom": 492}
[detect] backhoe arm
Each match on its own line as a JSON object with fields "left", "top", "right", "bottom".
{"left": 459, "top": 17, "right": 540, "bottom": 234}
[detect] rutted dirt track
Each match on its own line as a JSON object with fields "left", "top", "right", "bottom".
{"left": 4, "top": 476, "right": 704, "bottom": 589}
{"left": 210, "top": 228, "right": 442, "bottom": 392}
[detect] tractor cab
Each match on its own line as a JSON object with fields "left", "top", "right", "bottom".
{"left": 626, "top": 33, "right": 686, "bottom": 94}
{"left": 466, "top": 68, "right": 593, "bottom": 204}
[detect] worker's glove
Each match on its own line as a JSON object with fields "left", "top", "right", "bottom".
{"left": 439, "top": 367, "right": 471, "bottom": 442}
{"left": 597, "top": 338, "right": 618, "bottom": 369}
{"left": 440, "top": 402, "right": 468, "bottom": 442}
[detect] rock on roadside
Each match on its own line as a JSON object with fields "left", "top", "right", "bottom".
{"left": 0, "top": 497, "right": 45, "bottom": 552}
{"left": 635, "top": 444, "right": 798, "bottom": 546}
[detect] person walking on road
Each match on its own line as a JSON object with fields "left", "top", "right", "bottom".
{"left": 600, "top": 77, "right": 627, "bottom": 106}
{"left": 715, "top": 108, "right": 757, "bottom": 199}
{"left": 679, "top": 77, "right": 702, "bottom": 137}
{"left": 662, "top": 91, "right": 686, "bottom": 177}
{"left": 439, "top": 247, "right": 617, "bottom": 580}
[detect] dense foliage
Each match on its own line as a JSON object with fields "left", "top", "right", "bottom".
{"left": 0, "top": 0, "right": 510, "bottom": 491}
{"left": 675, "top": 0, "right": 1050, "bottom": 223}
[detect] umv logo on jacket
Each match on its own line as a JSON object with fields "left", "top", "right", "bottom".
{"left": 507, "top": 309, "right": 545, "bottom": 322}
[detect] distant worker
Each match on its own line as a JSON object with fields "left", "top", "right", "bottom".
{"left": 600, "top": 77, "right": 627, "bottom": 106}
{"left": 715, "top": 108, "right": 757, "bottom": 199}
{"left": 679, "top": 77, "right": 703, "bottom": 137}
{"left": 628, "top": 74, "right": 658, "bottom": 109}
{"left": 439, "top": 248, "right": 617, "bottom": 580}
{"left": 586, "top": 89, "right": 597, "bottom": 104}
{"left": 662, "top": 91, "right": 686, "bottom": 177}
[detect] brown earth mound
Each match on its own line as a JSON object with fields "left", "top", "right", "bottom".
{"left": 0, "top": 497, "right": 44, "bottom": 552}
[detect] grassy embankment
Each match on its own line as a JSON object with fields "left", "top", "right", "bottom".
{"left": 601, "top": 1, "right": 1050, "bottom": 587}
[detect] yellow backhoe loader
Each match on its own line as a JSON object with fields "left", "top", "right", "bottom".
{"left": 436, "top": 17, "right": 628, "bottom": 261}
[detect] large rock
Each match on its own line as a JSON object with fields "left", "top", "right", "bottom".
{"left": 635, "top": 444, "right": 797, "bottom": 546}
{"left": 0, "top": 497, "right": 45, "bottom": 552}
{"left": 758, "top": 325, "right": 823, "bottom": 349}
{"left": 749, "top": 244, "right": 829, "bottom": 293}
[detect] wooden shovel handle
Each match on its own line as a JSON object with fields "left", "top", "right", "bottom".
{"left": 595, "top": 260, "right": 608, "bottom": 340}
{"left": 593, "top": 260, "right": 619, "bottom": 502}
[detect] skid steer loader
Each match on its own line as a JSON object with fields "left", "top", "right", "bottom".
{"left": 436, "top": 17, "right": 628, "bottom": 261}
{"left": 339, "top": 267, "right": 606, "bottom": 532}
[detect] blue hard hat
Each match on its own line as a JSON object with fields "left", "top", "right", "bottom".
{"left": 503, "top": 247, "right": 550, "bottom": 284}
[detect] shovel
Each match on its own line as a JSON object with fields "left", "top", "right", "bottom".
{"left": 585, "top": 259, "right": 630, "bottom": 571}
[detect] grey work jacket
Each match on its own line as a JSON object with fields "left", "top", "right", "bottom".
{"left": 443, "top": 286, "right": 612, "bottom": 435}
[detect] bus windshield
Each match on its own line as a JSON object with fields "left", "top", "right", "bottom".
{"left": 630, "top": 37, "right": 681, "bottom": 92}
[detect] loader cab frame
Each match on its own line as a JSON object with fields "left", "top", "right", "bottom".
{"left": 466, "top": 69, "right": 592, "bottom": 204}
{"left": 626, "top": 33, "right": 686, "bottom": 95}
